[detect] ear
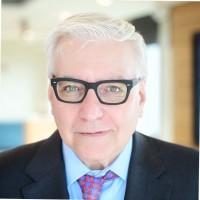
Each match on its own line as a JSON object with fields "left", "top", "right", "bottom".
{"left": 138, "top": 80, "right": 146, "bottom": 117}
{"left": 48, "top": 85, "right": 52, "bottom": 101}
{"left": 48, "top": 84, "right": 56, "bottom": 105}
{"left": 48, "top": 85, "right": 54, "bottom": 116}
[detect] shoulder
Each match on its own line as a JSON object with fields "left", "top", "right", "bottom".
{"left": 137, "top": 132, "right": 198, "bottom": 159}
{"left": 131, "top": 132, "right": 198, "bottom": 199}
{"left": 0, "top": 139, "right": 46, "bottom": 197}
{"left": 0, "top": 139, "right": 45, "bottom": 173}
{"left": 0, "top": 131, "right": 60, "bottom": 169}
{"left": 135, "top": 132, "right": 198, "bottom": 173}
{"left": 0, "top": 132, "right": 63, "bottom": 198}
{"left": 140, "top": 132, "right": 198, "bottom": 156}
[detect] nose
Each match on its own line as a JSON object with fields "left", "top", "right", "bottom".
{"left": 79, "top": 89, "right": 104, "bottom": 121}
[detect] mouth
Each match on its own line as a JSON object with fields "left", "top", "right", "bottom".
{"left": 77, "top": 130, "right": 111, "bottom": 137}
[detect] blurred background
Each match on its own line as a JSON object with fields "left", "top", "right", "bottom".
{"left": 1, "top": 0, "right": 199, "bottom": 151}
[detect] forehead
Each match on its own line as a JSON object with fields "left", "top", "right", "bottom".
{"left": 54, "top": 38, "right": 138, "bottom": 80}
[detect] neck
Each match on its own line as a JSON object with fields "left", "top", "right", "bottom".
{"left": 80, "top": 148, "right": 123, "bottom": 170}
{"left": 83, "top": 159, "right": 115, "bottom": 170}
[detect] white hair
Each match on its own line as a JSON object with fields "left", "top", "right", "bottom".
{"left": 46, "top": 12, "right": 147, "bottom": 78}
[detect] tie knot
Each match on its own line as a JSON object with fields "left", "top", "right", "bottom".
{"left": 78, "top": 170, "right": 118, "bottom": 200}
{"left": 102, "top": 170, "right": 118, "bottom": 181}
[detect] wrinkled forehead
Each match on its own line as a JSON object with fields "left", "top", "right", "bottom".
{"left": 53, "top": 37, "right": 142, "bottom": 79}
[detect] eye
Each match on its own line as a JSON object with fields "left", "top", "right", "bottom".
{"left": 63, "top": 85, "right": 80, "bottom": 93}
{"left": 107, "top": 85, "right": 122, "bottom": 93}
{"left": 98, "top": 83, "right": 126, "bottom": 96}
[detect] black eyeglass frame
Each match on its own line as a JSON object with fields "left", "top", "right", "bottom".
{"left": 51, "top": 77, "right": 142, "bottom": 105}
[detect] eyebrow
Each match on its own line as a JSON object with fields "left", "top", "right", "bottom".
{"left": 52, "top": 75, "right": 72, "bottom": 79}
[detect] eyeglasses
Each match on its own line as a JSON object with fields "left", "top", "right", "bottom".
{"left": 51, "top": 77, "right": 142, "bottom": 105}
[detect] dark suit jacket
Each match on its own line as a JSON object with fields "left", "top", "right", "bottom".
{"left": 0, "top": 131, "right": 198, "bottom": 199}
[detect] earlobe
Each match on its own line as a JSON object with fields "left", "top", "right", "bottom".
{"left": 48, "top": 86, "right": 54, "bottom": 116}
{"left": 48, "top": 86, "right": 53, "bottom": 101}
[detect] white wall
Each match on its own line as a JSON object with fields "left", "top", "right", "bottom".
{"left": 1, "top": 40, "right": 48, "bottom": 121}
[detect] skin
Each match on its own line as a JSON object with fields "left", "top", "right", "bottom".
{"left": 48, "top": 38, "right": 146, "bottom": 169}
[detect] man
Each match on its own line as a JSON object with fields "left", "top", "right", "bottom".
{"left": 0, "top": 13, "right": 198, "bottom": 200}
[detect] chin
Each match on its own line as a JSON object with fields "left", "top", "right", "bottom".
{"left": 76, "top": 144, "right": 116, "bottom": 168}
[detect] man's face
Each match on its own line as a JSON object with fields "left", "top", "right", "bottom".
{"left": 49, "top": 38, "right": 146, "bottom": 169}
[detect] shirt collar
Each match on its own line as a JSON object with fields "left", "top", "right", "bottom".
{"left": 62, "top": 137, "right": 132, "bottom": 187}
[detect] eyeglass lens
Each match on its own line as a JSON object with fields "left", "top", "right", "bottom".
{"left": 56, "top": 80, "right": 128, "bottom": 103}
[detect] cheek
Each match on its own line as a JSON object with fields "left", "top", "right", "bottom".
{"left": 113, "top": 95, "right": 141, "bottom": 133}
{"left": 50, "top": 90, "right": 74, "bottom": 119}
{"left": 51, "top": 102, "right": 80, "bottom": 148}
{"left": 51, "top": 100, "right": 77, "bottom": 132}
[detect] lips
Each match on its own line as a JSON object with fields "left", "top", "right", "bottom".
{"left": 77, "top": 130, "right": 111, "bottom": 136}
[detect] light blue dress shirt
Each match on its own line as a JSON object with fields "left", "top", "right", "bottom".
{"left": 62, "top": 138, "right": 132, "bottom": 200}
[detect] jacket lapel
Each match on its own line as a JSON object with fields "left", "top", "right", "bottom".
{"left": 22, "top": 132, "right": 69, "bottom": 199}
{"left": 125, "top": 132, "right": 172, "bottom": 200}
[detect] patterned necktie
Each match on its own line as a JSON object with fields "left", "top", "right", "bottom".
{"left": 78, "top": 170, "right": 118, "bottom": 200}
